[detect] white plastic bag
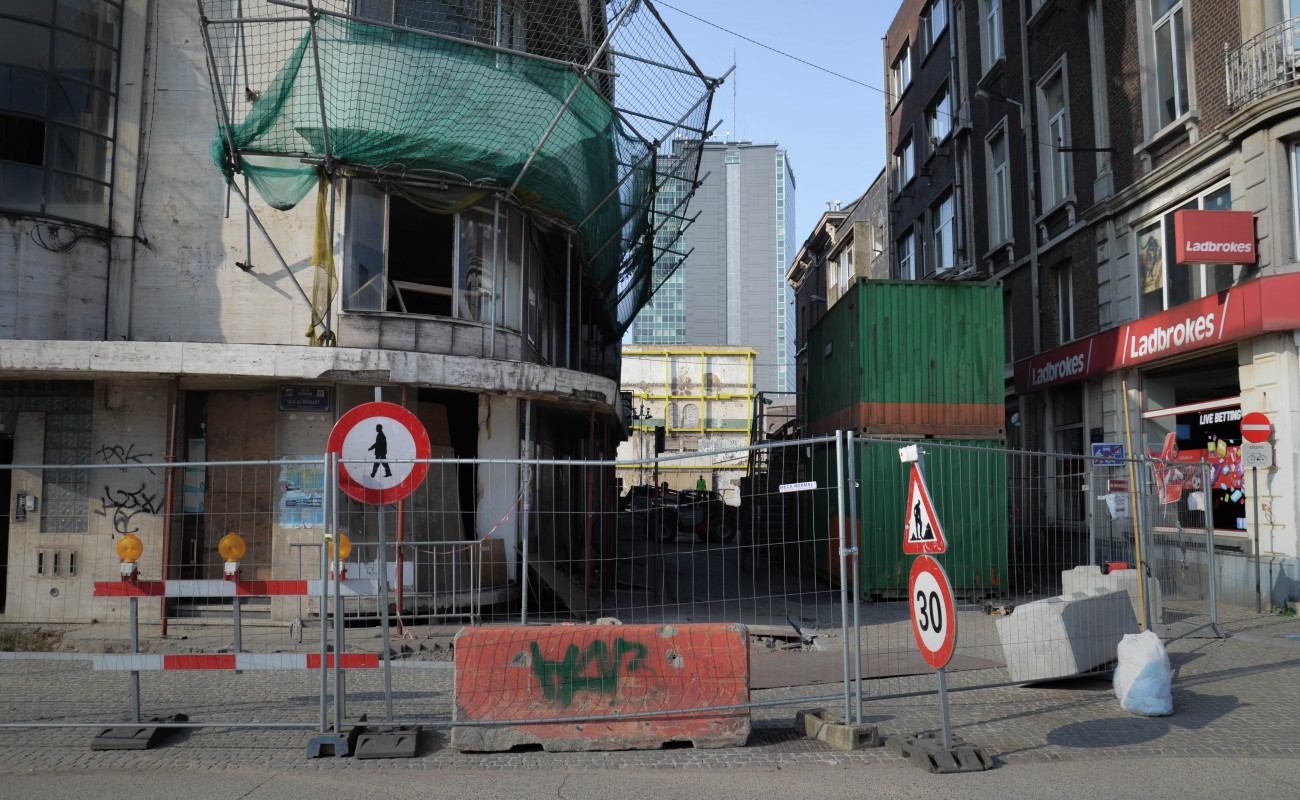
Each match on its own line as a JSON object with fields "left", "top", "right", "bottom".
{"left": 1114, "top": 630, "right": 1173, "bottom": 716}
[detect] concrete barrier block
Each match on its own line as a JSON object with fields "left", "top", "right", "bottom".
{"left": 452, "top": 623, "right": 750, "bottom": 752}
{"left": 795, "top": 708, "right": 880, "bottom": 751}
{"left": 1062, "top": 565, "right": 1163, "bottom": 625}
{"left": 996, "top": 588, "right": 1138, "bottom": 683}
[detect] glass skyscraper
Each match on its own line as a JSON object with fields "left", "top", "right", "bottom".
{"left": 629, "top": 141, "right": 796, "bottom": 394}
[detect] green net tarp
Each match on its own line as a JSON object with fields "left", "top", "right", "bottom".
{"left": 208, "top": 6, "right": 699, "bottom": 335}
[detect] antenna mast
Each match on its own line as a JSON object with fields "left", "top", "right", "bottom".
{"left": 732, "top": 48, "right": 737, "bottom": 142}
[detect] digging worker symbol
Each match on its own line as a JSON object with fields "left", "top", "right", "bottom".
{"left": 913, "top": 500, "right": 934, "bottom": 542}
{"left": 367, "top": 423, "right": 392, "bottom": 478}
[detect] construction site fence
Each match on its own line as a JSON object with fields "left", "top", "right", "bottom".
{"left": 0, "top": 437, "right": 1243, "bottom": 747}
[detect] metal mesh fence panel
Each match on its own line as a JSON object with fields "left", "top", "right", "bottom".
{"left": 573, "top": 438, "right": 845, "bottom": 630}
{"left": 1, "top": 460, "right": 336, "bottom": 732}
{"left": 2, "top": 439, "right": 1247, "bottom": 737}
{"left": 842, "top": 439, "right": 1228, "bottom": 711}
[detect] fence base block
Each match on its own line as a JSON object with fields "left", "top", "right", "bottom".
{"left": 886, "top": 733, "right": 994, "bottom": 773}
{"left": 349, "top": 724, "right": 422, "bottom": 759}
{"left": 453, "top": 623, "right": 750, "bottom": 752}
{"left": 89, "top": 713, "right": 187, "bottom": 751}
{"left": 306, "top": 732, "right": 350, "bottom": 758}
{"left": 794, "top": 708, "right": 881, "bottom": 750}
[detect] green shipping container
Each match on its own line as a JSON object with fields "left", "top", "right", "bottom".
{"left": 806, "top": 280, "right": 1005, "bottom": 439}
{"left": 808, "top": 438, "right": 1009, "bottom": 598}
{"left": 803, "top": 281, "right": 1008, "bottom": 597}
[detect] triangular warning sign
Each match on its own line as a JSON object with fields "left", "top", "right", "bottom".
{"left": 903, "top": 464, "right": 947, "bottom": 555}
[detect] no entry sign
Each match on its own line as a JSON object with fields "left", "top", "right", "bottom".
{"left": 327, "top": 402, "right": 431, "bottom": 505}
{"left": 1240, "top": 411, "right": 1271, "bottom": 444}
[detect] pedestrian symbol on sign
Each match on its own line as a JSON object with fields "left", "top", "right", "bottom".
{"left": 903, "top": 464, "right": 947, "bottom": 555}
{"left": 367, "top": 424, "right": 392, "bottom": 478}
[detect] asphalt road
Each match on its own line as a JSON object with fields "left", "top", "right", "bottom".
{"left": 6, "top": 757, "right": 1299, "bottom": 800}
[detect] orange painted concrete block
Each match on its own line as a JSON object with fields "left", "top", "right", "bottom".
{"left": 452, "top": 623, "right": 750, "bottom": 752}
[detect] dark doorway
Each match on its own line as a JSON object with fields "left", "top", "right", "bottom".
{"left": 417, "top": 388, "right": 478, "bottom": 538}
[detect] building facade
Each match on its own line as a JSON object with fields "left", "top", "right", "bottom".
{"left": 882, "top": 0, "right": 1300, "bottom": 606}
{"left": 787, "top": 169, "right": 890, "bottom": 431}
{"left": 630, "top": 140, "right": 797, "bottom": 395}
{"left": 0, "top": 1, "right": 716, "bottom": 621}
{"left": 614, "top": 345, "right": 757, "bottom": 502}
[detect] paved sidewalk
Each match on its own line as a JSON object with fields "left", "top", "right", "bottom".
{"left": 2, "top": 608, "right": 1299, "bottom": 773}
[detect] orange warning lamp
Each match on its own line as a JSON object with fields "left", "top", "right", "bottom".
{"left": 218, "top": 532, "right": 247, "bottom": 580}
{"left": 116, "top": 533, "right": 143, "bottom": 582}
{"left": 325, "top": 530, "right": 351, "bottom": 578}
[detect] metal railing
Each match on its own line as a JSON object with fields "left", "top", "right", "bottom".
{"left": 1225, "top": 17, "right": 1300, "bottom": 110}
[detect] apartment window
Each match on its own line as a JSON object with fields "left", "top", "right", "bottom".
{"left": 898, "top": 228, "right": 916, "bottom": 280}
{"left": 354, "top": 0, "right": 598, "bottom": 66}
{"left": 895, "top": 136, "right": 915, "bottom": 188}
{"left": 931, "top": 194, "right": 955, "bottom": 274}
{"left": 1150, "top": 0, "right": 1189, "bottom": 129}
{"left": 980, "top": 0, "right": 1003, "bottom": 73}
{"left": 1138, "top": 183, "right": 1235, "bottom": 317}
{"left": 838, "top": 247, "right": 854, "bottom": 290}
{"left": 0, "top": 1, "right": 123, "bottom": 227}
{"left": 927, "top": 87, "right": 951, "bottom": 146}
{"left": 1057, "top": 262, "right": 1075, "bottom": 343}
{"left": 345, "top": 182, "right": 542, "bottom": 333}
{"left": 890, "top": 40, "right": 912, "bottom": 105}
{"left": 1040, "top": 70, "right": 1071, "bottom": 209}
{"left": 1290, "top": 143, "right": 1300, "bottom": 260}
{"left": 987, "top": 128, "right": 1010, "bottom": 245}
{"left": 920, "top": 0, "right": 947, "bottom": 55}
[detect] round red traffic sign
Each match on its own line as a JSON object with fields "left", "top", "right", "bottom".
{"left": 908, "top": 555, "right": 957, "bottom": 670}
{"left": 327, "top": 402, "right": 430, "bottom": 505}
{"left": 1241, "top": 411, "right": 1271, "bottom": 444}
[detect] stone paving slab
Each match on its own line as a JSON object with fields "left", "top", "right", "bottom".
{"left": 2, "top": 610, "right": 1299, "bottom": 772}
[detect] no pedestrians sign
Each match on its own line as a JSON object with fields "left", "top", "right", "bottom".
{"left": 327, "top": 402, "right": 431, "bottom": 505}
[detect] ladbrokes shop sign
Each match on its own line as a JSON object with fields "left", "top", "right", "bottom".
{"left": 1015, "top": 272, "right": 1300, "bottom": 393}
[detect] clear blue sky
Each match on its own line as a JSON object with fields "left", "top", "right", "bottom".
{"left": 653, "top": 1, "right": 899, "bottom": 245}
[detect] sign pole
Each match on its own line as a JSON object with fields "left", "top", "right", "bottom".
{"left": 896, "top": 447, "right": 989, "bottom": 772}
{"left": 915, "top": 446, "right": 951, "bottom": 748}
{"left": 936, "top": 666, "right": 953, "bottom": 750}
{"left": 378, "top": 500, "right": 394, "bottom": 722}
{"left": 1253, "top": 466, "right": 1261, "bottom": 614}
{"left": 1239, "top": 411, "right": 1272, "bottom": 614}
{"left": 372, "top": 387, "right": 395, "bottom": 723}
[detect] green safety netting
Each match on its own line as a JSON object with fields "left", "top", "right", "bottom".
{"left": 206, "top": 4, "right": 709, "bottom": 335}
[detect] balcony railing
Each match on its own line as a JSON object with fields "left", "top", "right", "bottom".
{"left": 1225, "top": 17, "right": 1300, "bottom": 110}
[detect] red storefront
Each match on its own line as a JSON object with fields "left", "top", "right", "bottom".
{"left": 1014, "top": 272, "right": 1300, "bottom": 532}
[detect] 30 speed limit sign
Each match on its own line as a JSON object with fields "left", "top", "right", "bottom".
{"left": 909, "top": 555, "right": 957, "bottom": 669}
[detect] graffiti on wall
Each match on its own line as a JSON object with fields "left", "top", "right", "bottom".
{"left": 529, "top": 637, "right": 649, "bottom": 707}
{"left": 94, "top": 442, "right": 160, "bottom": 536}
{"left": 96, "top": 443, "right": 157, "bottom": 474}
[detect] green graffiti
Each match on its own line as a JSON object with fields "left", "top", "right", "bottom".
{"left": 530, "top": 637, "right": 649, "bottom": 707}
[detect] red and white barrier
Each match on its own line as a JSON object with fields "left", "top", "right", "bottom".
{"left": 93, "top": 653, "right": 380, "bottom": 671}
{"left": 93, "top": 579, "right": 380, "bottom": 598}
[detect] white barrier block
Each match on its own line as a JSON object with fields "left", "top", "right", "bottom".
{"left": 995, "top": 587, "right": 1138, "bottom": 683}
{"left": 1061, "top": 565, "right": 1162, "bottom": 626}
